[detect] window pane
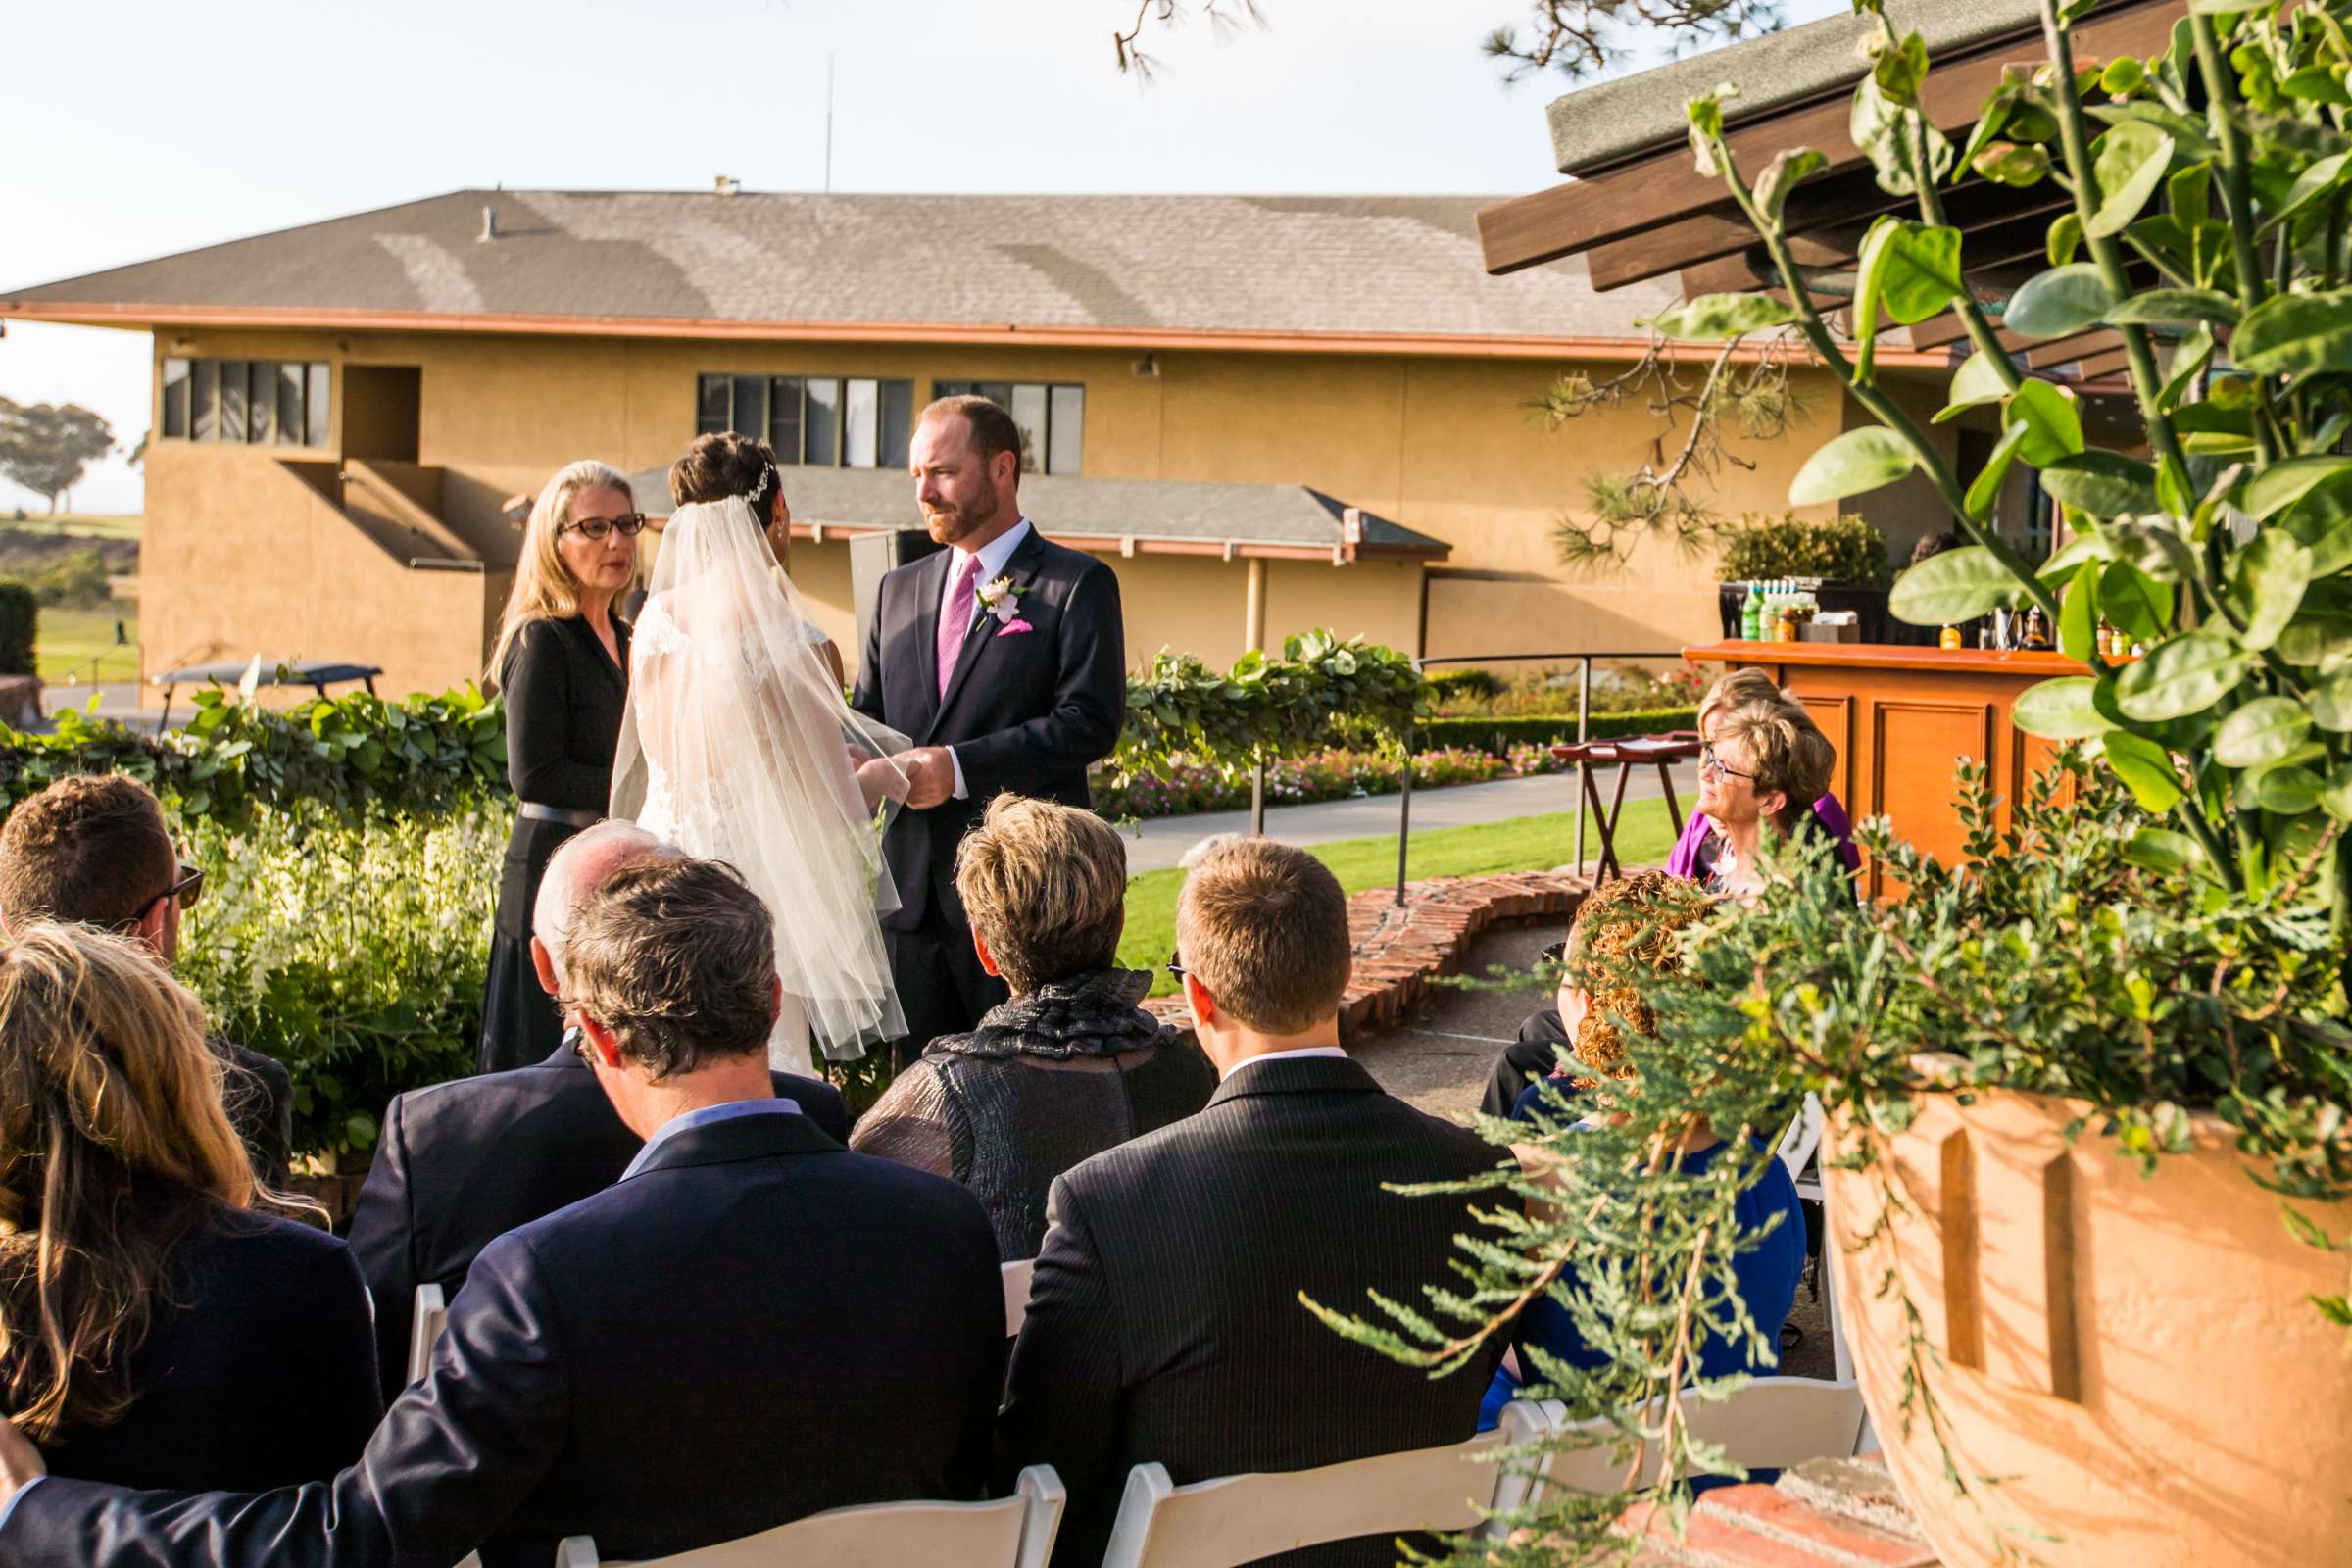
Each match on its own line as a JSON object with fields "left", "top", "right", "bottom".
{"left": 804, "top": 377, "right": 841, "bottom": 466}
{"left": 247, "top": 361, "right": 276, "bottom": 445}
{"left": 697, "top": 373, "right": 730, "bottom": 435}
{"left": 277, "top": 363, "right": 304, "bottom": 446}
{"left": 730, "top": 375, "right": 767, "bottom": 439}
{"left": 219, "top": 360, "right": 248, "bottom": 443}
{"left": 1048, "top": 384, "right": 1084, "bottom": 475}
{"left": 933, "top": 380, "right": 967, "bottom": 400}
{"left": 972, "top": 381, "right": 1013, "bottom": 409}
{"left": 193, "top": 361, "right": 220, "bottom": 441}
{"left": 879, "top": 380, "right": 913, "bottom": 468}
{"left": 768, "top": 377, "right": 803, "bottom": 466}
{"left": 162, "top": 359, "right": 190, "bottom": 440}
{"left": 1009, "top": 384, "right": 1047, "bottom": 474}
{"left": 306, "top": 363, "right": 331, "bottom": 447}
{"left": 843, "top": 378, "right": 879, "bottom": 467}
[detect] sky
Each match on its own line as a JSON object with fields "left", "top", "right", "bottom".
{"left": 0, "top": 0, "right": 1843, "bottom": 513}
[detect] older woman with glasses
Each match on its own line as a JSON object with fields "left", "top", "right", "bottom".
{"left": 1668, "top": 668, "right": 1857, "bottom": 886}
{"left": 478, "top": 461, "right": 646, "bottom": 1075}
{"left": 1694, "top": 702, "right": 1839, "bottom": 898}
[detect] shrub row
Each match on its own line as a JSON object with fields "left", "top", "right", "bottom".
{"left": 1408, "top": 708, "right": 1696, "bottom": 755}
{"left": 1092, "top": 743, "right": 1573, "bottom": 821}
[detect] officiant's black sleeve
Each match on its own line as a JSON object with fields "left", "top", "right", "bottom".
{"left": 0, "top": 1229, "right": 573, "bottom": 1568}
{"left": 953, "top": 564, "right": 1125, "bottom": 802}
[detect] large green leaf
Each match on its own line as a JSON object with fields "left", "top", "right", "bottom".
{"left": 2102, "top": 289, "right": 2239, "bottom": 326}
{"left": 2100, "top": 560, "right": 2175, "bottom": 644}
{"left": 2213, "top": 697, "right": 2314, "bottom": 766}
{"left": 2312, "top": 670, "right": 2352, "bottom": 731}
{"left": 2004, "top": 265, "right": 2116, "bottom": 338}
{"left": 2242, "top": 456, "right": 2352, "bottom": 520}
{"left": 1852, "top": 220, "right": 1963, "bottom": 380}
{"left": 2249, "top": 764, "right": 2325, "bottom": 814}
{"left": 2059, "top": 564, "right": 2102, "bottom": 662}
{"left": 1755, "top": 148, "right": 1828, "bottom": 222}
{"left": 1933, "top": 350, "right": 2013, "bottom": 423}
{"left": 2123, "top": 825, "right": 2205, "bottom": 876}
{"left": 2014, "top": 674, "right": 2115, "bottom": 738}
{"left": 2087, "top": 121, "right": 2175, "bottom": 238}
{"left": 2006, "top": 378, "right": 2085, "bottom": 466}
{"left": 1965, "top": 420, "right": 2030, "bottom": 522}
{"left": 2280, "top": 471, "right": 2352, "bottom": 575}
{"left": 2227, "top": 532, "right": 2313, "bottom": 652}
{"left": 2235, "top": 290, "right": 2352, "bottom": 380}
{"left": 2159, "top": 323, "right": 2216, "bottom": 415}
{"left": 2271, "top": 149, "right": 2352, "bottom": 231}
{"left": 1646, "top": 293, "right": 1802, "bottom": 342}
{"left": 2278, "top": 614, "right": 2352, "bottom": 671}
{"left": 2319, "top": 764, "right": 2352, "bottom": 823}
{"left": 2102, "top": 730, "right": 2186, "bottom": 811}
{"left": 2115, "top": 629, "right": 2248, "bottom": 720}
{"left": 1889, "top": 544, "right": 2026, "bottom": 626}
{"left": 1788, "top": 426, "right": 1917, "bottom": 506}
{"left": 1850, "top": 70, "right": 1953, "bottom": 197}
{"left": 2039, "top": 450, "right": 2158, "bottom": 519}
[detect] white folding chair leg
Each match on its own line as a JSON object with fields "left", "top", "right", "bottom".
{"left": 408, "top": 1282, "right": 448, "bottom": 1387}
{"left": 554, "top": 1538, "right": 598, "bottom": 1568}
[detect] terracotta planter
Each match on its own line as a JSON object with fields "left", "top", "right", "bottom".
{"left": 1821, "top": 1085, "right": 2352, "bottom": 1568}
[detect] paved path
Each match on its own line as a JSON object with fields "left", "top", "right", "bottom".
{"left": 1120, "top": 762, "right": 1699, "bottom": 873}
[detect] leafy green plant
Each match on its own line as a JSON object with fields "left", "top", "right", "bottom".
{"left": 0, "top": 584, "right": 34, "bottom": 677}
{"left": 1718, "top": 512, "right": 1891, "bottom": 586}
{"left": 1110, "top": 629, "right": 1429, "bottom": 784}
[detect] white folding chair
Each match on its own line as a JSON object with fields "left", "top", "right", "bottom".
{"left": 1533, "top": 1377, "right": 1868, "bottom": 1494}
{"left": 1776, "top": 1093, "right": 1826, "bottom": 1203}
{"left": 1096, "top": 1400, "right": 1552, "bottom": 1568}
{"left": 554, "top": 1464, "right": 1065, "bottom": 1568}
{"left": 408, "top": 1283, "right": 448, "bottom": 1386}
{"left": 1002, "top": 1257, "right": 1036, "bottom": 1338}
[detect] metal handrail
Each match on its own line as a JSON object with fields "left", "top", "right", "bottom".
{"left": 1396, "top": 650, "right": 1690, "bottom": 907}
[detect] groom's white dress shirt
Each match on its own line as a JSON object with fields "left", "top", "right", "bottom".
{"left": 936, "top": 517, "right": 1033, "bottom": 801}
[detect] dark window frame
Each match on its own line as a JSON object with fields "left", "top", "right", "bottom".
{"left": 161, "top": 356, "right": 331, "bottom": 448}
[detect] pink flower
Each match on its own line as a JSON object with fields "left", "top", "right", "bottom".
{"left": 996, "top": 619, "right": 1035, "bottom": 637}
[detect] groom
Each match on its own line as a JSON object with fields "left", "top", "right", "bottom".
{"left": 856, "top": 395, "right": 1126, "bottom": 1064}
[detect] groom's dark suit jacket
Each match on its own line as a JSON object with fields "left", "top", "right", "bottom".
{"left": 345, "top": 1044, "right": 849, "bottom": 1401}
{"left": 851, "top": 523, "right": 1125, "bottom": 931}
{"left": 1, "top": 1112, "right": 1006, "bottom": 1568}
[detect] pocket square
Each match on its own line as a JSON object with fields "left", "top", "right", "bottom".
{"left": 996, "top": 618, "right": 1035, "bottom": 637}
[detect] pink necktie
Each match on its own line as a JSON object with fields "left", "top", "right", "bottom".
{"left": 938, "top": 553, "right": 981, "bottom": 700}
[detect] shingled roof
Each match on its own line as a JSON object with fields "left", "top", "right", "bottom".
{"left": 621, "top": 465, "right": 1450, "bottom": 563}
{"left": 0, "top": 189, "right": 1680, "bottom": 353}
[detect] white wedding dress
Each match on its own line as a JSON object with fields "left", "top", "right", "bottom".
{"left": 610, "top": 496, "right": 910, "bottom": 1074}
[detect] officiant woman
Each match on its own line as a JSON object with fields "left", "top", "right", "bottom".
{"left": 477, "top": 460, "right": 643, "bottom": 1075}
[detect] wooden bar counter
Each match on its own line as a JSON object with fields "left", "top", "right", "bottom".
{"left": 1682, "top": 640, "right": 2085, "bottom": 897}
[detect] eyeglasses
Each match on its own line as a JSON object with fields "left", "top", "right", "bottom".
{"left": 136, "top": 861, "right": 204, "bottom": 925}
{"left": 1165, "top": 950, "right": 1189, "bottom": 986}
{"left": 1698, "top": 744, "right": 1755, "bottom": 782}
{"left": 560, "top": 513, "right": 648, "bottom": 541}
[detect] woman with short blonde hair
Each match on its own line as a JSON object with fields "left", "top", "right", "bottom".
{"left": 480, "top": 460, "right": 645, "bottom": 1073}
{"left": 852, "top": 795, "right": 1214, "bottom": 1258}
{"left": 1697, "top": 700, "right": 1839, "bottom": 896}
{"left": 0, "top": 923, "right": 378, "bottom": 1489}
{"left": 1666, "top": 667, "right": 1858, "bottom": 884}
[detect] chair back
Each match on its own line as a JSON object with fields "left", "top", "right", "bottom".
{"left": 1775, "top": 1093, "right": 1824, "bottom": 1184}
{"left": 1002, "top": 1257, "right": 1035, "bottom": 1337}
{"left": 1536, "top": 1378, "right": 1866, "bottom": 1494}
{"left": 1096, "top": 1401, "right": 1550, "bottom": 1568}
{"left": 554, "top": 1464, "right": 1064, "bottom": 1568}
{"left": 408, "top": 1282, "right": 448, "bottom": 1386}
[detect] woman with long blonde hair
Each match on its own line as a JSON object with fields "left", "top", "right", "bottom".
{"left": 480, "top": 459, "right": 644, "bottom": 1074}
{"left": 0, "top": 924, "right": 378, "bottom": 1489}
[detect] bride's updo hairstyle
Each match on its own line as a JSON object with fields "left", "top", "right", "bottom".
{"left": 670, "top": 431, "right": 780, "bottom": 526}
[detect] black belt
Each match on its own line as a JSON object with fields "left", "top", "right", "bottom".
{"left": 518, "top": 803, "right": 603, "bottom": 829}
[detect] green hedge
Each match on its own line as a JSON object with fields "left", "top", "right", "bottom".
{"left": 0, "top": 585, "right": 33, "bottom": 677}
{"left": 1410, "top": 708, "right": 1696, "bottom": 755}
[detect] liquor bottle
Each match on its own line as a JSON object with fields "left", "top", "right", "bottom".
{"left": 1939, "top": 624, "right": 1962, "bottom": 650}
{"left": 1740, "top": 582, "right": 1763, "bottom": 640}
{"left": 2020, "top": 606, "right": 2052, "bottom": 650}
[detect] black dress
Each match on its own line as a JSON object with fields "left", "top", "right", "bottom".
{"left": 480, "top": 614, "right": 630, "bottom": 1075}
{"left": 38, "top": 1206, "right": 382, "bottom": 1491}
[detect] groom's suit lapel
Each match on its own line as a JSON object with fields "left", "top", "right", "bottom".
{"left": 927, "top": 526, "right": 1047, "bottom": 743}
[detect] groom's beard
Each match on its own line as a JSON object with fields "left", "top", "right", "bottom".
{"left": 922, "top": 488, "right": 999, "bottom": 547}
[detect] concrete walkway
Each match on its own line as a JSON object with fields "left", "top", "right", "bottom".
{"left": 1120, "top": 761, "right": 1699, "bottom": 873}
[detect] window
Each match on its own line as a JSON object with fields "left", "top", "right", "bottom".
{"left": 163, "top": 357, "right": 329, "bottom": 447}
{"left": 697, "top": 372, "right": 913, "bottom": 467}
{"left": 933, "top": 381, "right": 1085, "bottom": 475}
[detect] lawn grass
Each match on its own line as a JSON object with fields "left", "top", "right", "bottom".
{"left": 1, "top": 514, "right": 142, "bottom": 541}
{"left": 1115, "top": 795, "right": 1685, "bottom": 996}
{"left": 35, "top": 604, "right": 140, "bottom": 683}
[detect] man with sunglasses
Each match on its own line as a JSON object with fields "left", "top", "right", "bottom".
{"left": 0, "top": 774, "right": 291, "bottom": 1187}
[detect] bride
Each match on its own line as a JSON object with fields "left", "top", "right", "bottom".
{"left": 610, "top": 434, "right": 910, "bottom": 1074}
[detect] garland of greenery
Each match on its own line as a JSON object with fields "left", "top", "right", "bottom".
{"left": 1109, "top": 629, "right": 1429, "bottom": 781}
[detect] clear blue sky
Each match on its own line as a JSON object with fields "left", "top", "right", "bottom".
{"left": 0, "top": 0, "right": 1841, "bottom": 512}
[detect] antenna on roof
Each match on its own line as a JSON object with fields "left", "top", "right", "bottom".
{"left": 479, "top": 205, "right": 498, "bottom": 243}
{"left": 824, "top": 54, "right": 835, "bottom": 195}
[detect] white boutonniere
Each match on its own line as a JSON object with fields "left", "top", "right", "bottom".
{"left": 975, "top": 575, "right": 1033, "bottom": 635}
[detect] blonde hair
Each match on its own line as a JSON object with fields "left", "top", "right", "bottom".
{"left": 0, "top": 924, "right": 260, "bottom": 1440}
{"left": 1176, "top": 838, "right": 1352, "bottom": 1035}
{"left": 486, "top": 460, "right": 634, "bottom": 689}
{"left": 955, "top": 796, "right": 1128, "bottom": 994}
{"left": 1696, "top": 667, "right": 1788, "bottom": 737}
{"left": 1713, "top": 701, "right": 1836, "bottom": 833}
{"left": 1561, "top": 870, "right": 1709, "bottom": 1079}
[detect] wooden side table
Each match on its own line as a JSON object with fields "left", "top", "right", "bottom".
{"left": 1548, "top": 731, "right": 1700, "bottom": 883}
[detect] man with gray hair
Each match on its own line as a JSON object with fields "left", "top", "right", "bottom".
{"left": 346, "top": 822, "right": 848, "bottom": 1401}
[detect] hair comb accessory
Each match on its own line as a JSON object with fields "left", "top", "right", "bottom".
{"left": 746, "top": 466, "right": 772, "bottom": 506}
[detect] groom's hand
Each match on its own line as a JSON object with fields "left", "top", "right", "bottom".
{"left": 896, "top": 746, "right": 957, "bottom": 808}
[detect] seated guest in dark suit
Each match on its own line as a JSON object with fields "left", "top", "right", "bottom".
{"left": 0, "top": 774, "right": 292, "bottom": 1187}
{"left": 852, "top": 795, "right": 1213, "bottom": 1258}
{"left": 0, "top": 857, "right": 1005, "bottom": 1568}
{"left": 998, "top": 837, "right": 1509, "bottom": 1568}
{"left": 1482, "top": 871, "right": 1804, "bottom": 1436}
{"left": 0, "top": 923, "right": 379, "bottom": 1494}
{"left": 349, "top": 820, "right": 849, "bottom": 1400}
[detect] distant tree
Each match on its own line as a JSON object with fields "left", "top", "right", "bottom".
{"left": 0, "top": 399, "right": 116, "bottom": 514}
{"left": 126, "top": 429, "right": 149, "bottom": 470}
{"left": 1109, "top": 0, "right": 1785, "bottom": 83}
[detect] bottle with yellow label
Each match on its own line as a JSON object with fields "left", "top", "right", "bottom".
{"left": 1939, "top": 624, "right": 1962, "bottom": 650}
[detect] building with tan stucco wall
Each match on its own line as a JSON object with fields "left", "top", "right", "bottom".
{"left": 0, "top": 189, "right": 1971, "bottom": 703}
